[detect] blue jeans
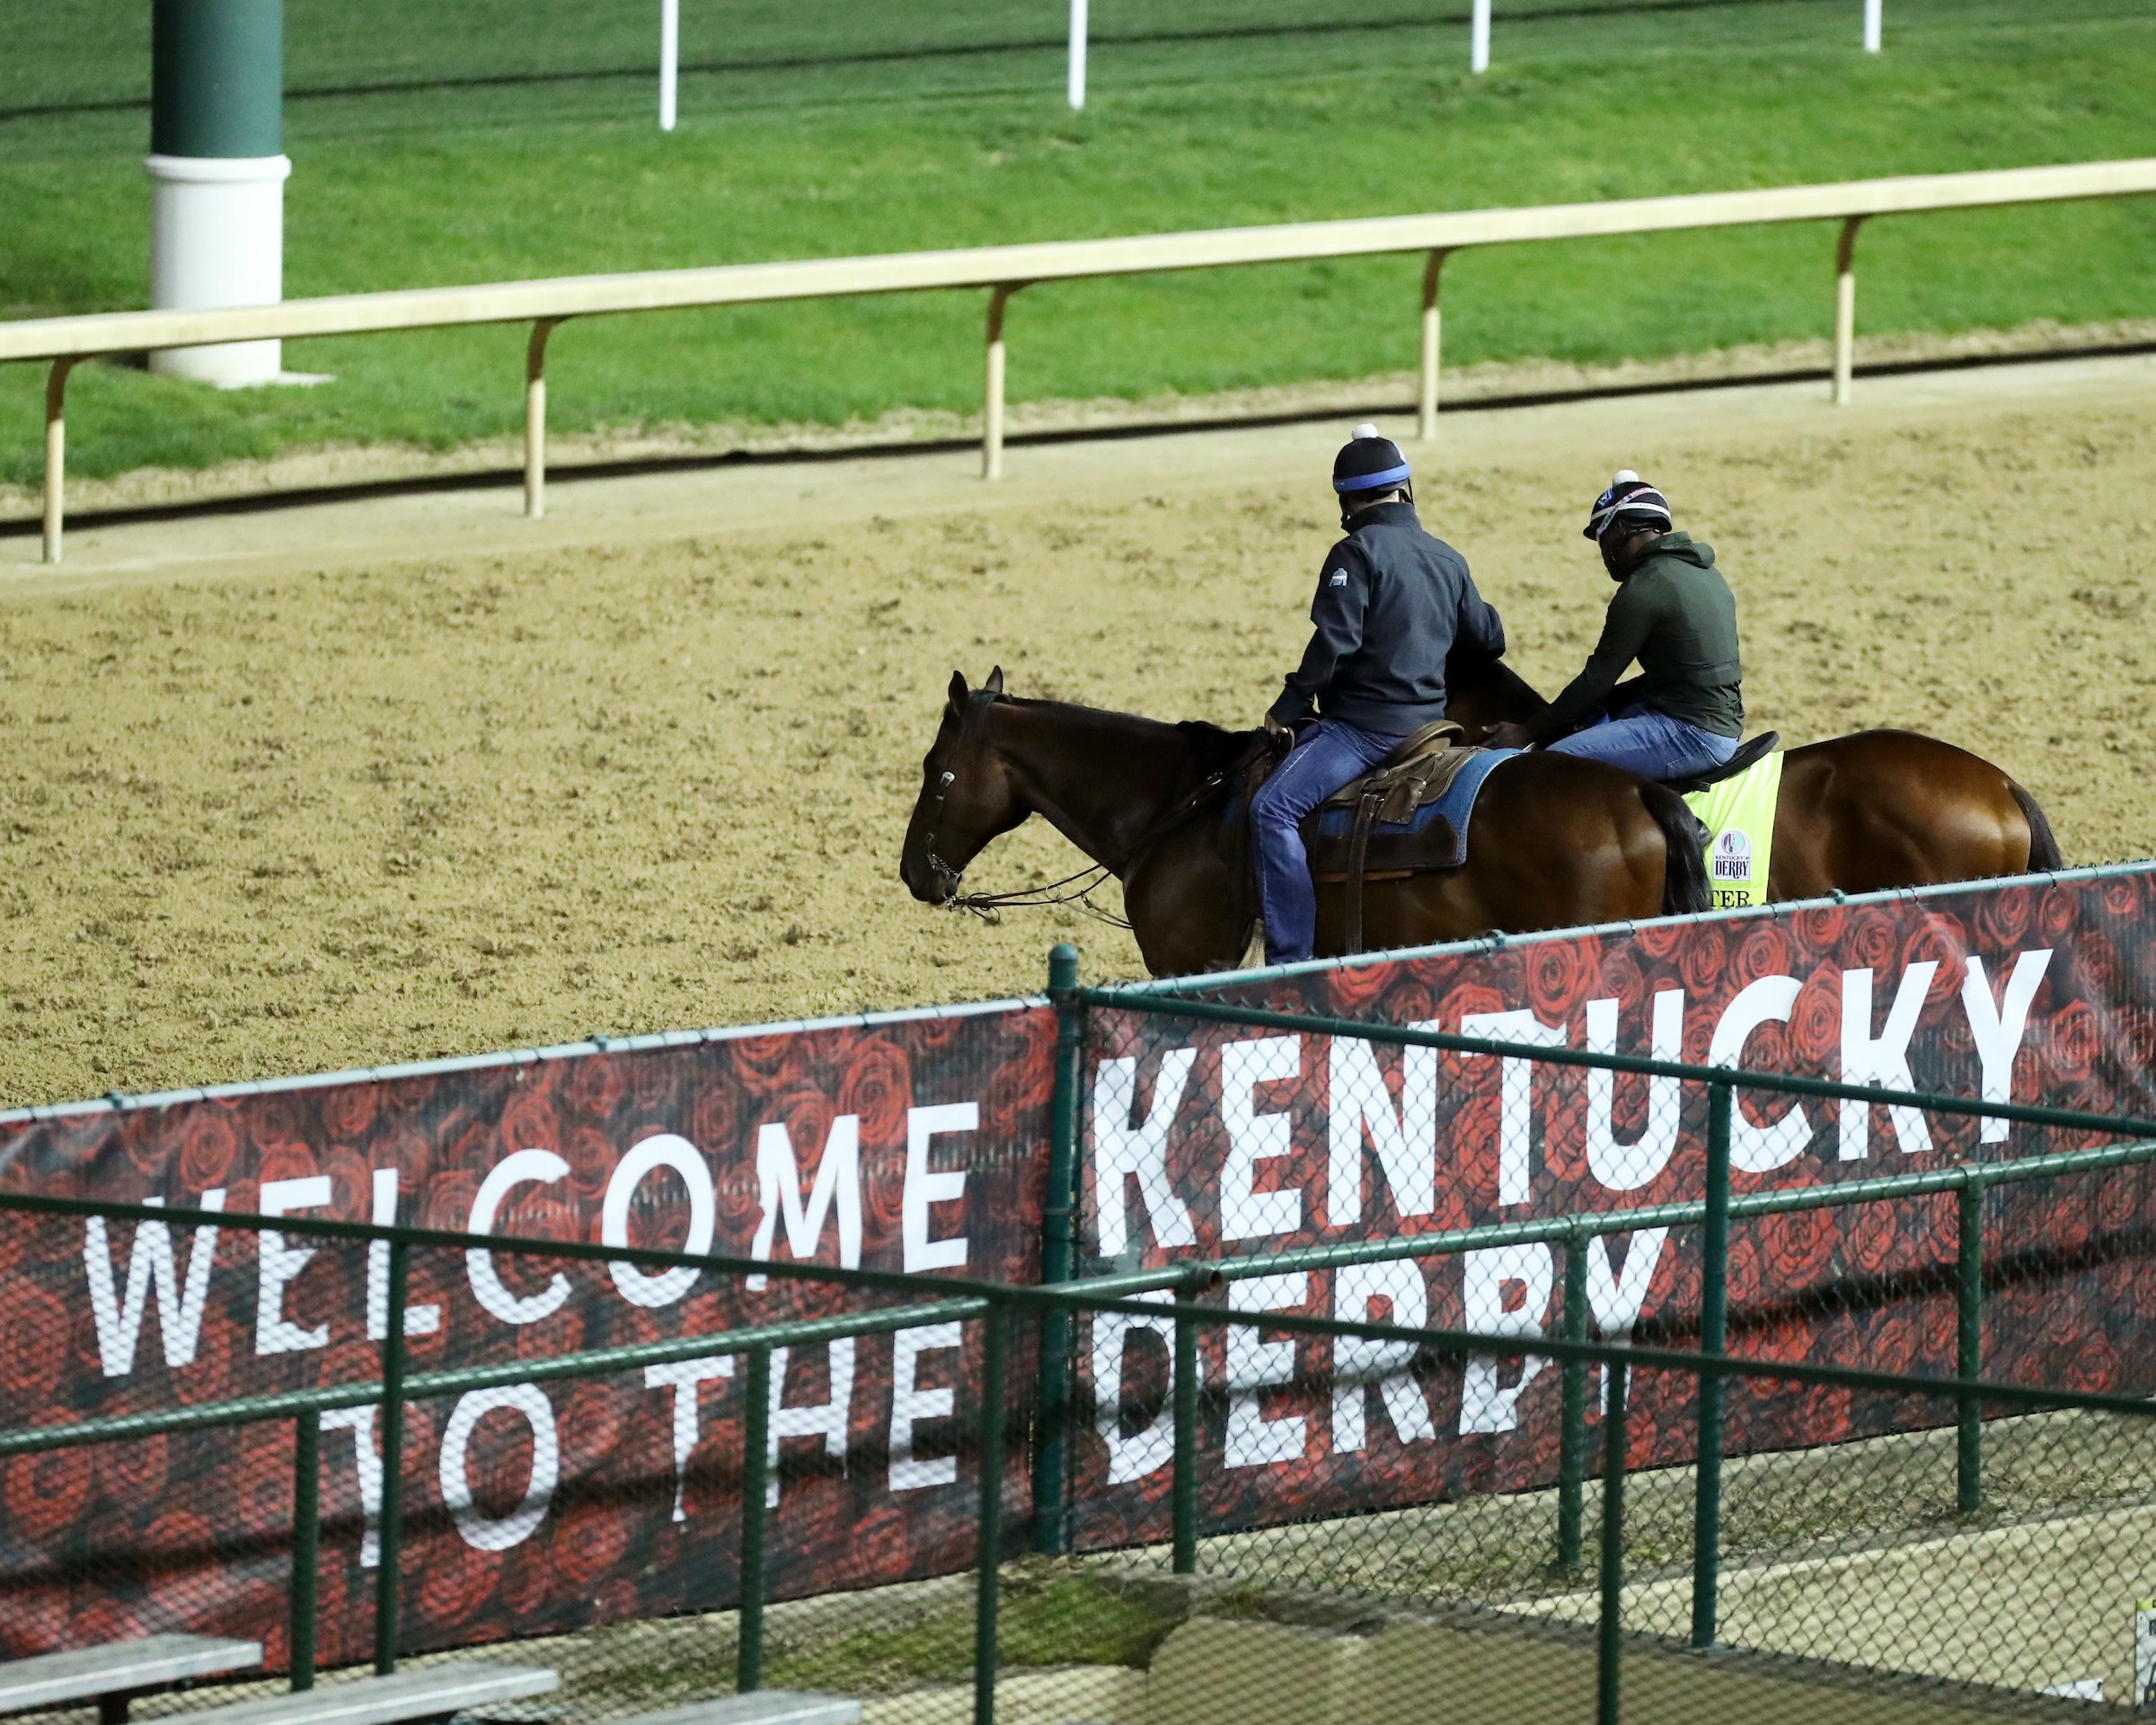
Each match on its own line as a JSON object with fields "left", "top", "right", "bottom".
{"left": 1544, "top": 700, "right": 1738, "bottom": 781}
{"left": 1251, "top": 718, "right": 1405, "bottom": 966}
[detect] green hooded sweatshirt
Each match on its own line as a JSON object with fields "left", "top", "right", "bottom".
{"left": 1528, "top": 531, "right": 1744, "bottom": 742}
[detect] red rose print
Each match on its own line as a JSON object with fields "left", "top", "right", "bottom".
{"left": 1788, "top": 965, "right": 1842, "bottom": 1068}
{"left": 1524, "top": 939, "right": 1585, "bottom": 1025}
{"left": 175, "top": 1107, "right": 242, "bottom": 1193}
{"left": 416, "top": 1536, "right": 499, "bottom": 1629}
{"left": 1734, "top": 923, "right": 1793, "bottom": 991}
{"left": 0, "top": 1283, "right": 69, "bottom": 1402}
{"left": 4, "top": 1448, "right": 91, "bottom": 1539}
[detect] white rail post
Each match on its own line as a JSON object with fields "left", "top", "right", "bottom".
{"left": 526, "top": 318, "right": 561, "bottom": 518}
{"left": 1418, "top": 249, "right": 1447, "bottom": 441}
{"left": 1471, "top": 0, "right": 1490, "bottom": 73}
{"left": 1833, "top": 217, "right": 1864, "bottom": 406}
{"left": 1067, "top": 0, "right": 1088, "bottom": 111}
{"left": 42, "top": 358, "right": 75, "bottom": 565}
{"left": 659, "top": 0, "right": 679, "bottom": 129}
{"left": 983, "top": 285, "right": 1018, "bottom": 480}
{"left": 1862, "top": 0, "right": 1882, "bottom": 53}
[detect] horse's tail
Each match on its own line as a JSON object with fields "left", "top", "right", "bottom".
{"left": 2009, "top": 781, "right": 2063, "bottom": 873}
{"left": 1642, "top": 783, "right": 1712, "bottom": 916}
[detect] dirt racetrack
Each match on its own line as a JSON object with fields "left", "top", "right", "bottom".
{"left": 1, "top": 355, "right": 2152, "bottom": 1105}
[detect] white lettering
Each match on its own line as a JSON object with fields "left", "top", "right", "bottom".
{"left": 1460, "top": 1010, "right": 1567, "bottom": 1206}
{"left": 367, "top": 1169, "right": 441, "bottom": 1340}
{"left": 764, "top": 1340, "right": 855, "bottom": 1509}
{"left": 1840, "top": 964, "right": 1940, "bottom": 1159}
{"left": 1091, "top": 1049, "right": 1197, "bottom": 1256}
{"left": 1091, "top": 1300, "right": 1175, "bottom": 1484}
{"left": 466, "top": 1149, "right": 573, "bottom": 1324}
{"left": 1710, "top": 975, "right": 1813, "bottom": 1172}
{"left": 1324, "top": 1032, "right": 1437, "bottom": 1226}
{"left": 84, "top": 1190, "right": 226, "bottom": 1378}
{"left": 888, "top": 1322, "right": 961, "bottom": 1491}
{"left": 1961, "top": 950, "right": 2054, "bottom": 1146}
{"left": 904, "top": 1103, "right": 975, "bottom": 1272}
{"left": 1220, "top": 1037, "right": 1303, "bottom": 1242}
{"left": 323, "top": 1405, "right": 384, "bottom": 1568}
{"left": 1459, "top": 1243, "right": 1552, "bottom": 1434}
{"left": 256, "top": 1176, "right": 332, "bottom": 1357}
{"left": 749, "top": 1115, "right": 862, "bottom": 1291}
{"left": 1332, "top": 1259, "right": 1435, "bottom": 1453}
{"left": 1585, "top": 993, "right": 1684, "bottom": 1191}
{"left": 438, "top": 1384, "right": 558, "bottom": 1552}
{"left": 1224, "top": 1272, "right": 1310, "bottom": 1469}
{"left": 1586, "top": 1229, "right": 1668, "bottom": 1411}
{"left": 644, "top": 1355, "right": 734, "bottom": 1521}
{"left": 604, "top": 1133, "right": 715, "bottom": 1308}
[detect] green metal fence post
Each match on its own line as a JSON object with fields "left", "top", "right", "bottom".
{"left": 1596, "top": 1348, "right": 1630, "bottom": 1725}
{"left": 739, "top": 1344, "right": 773, "bottom": 1693}
{"left": 1557, "top": 1231, "right": 1590, "bottom": 1574}
{"left": 1172, "top": 1277, "right": 1199, "bottom": 1576}
{"left": 1690, "top": 1079, "right": 1733, "bottom": 1651}
{"left": 289, "top": 1408, "right": 319, "bottom": 1692}
{"left": 975, "top": 1300, "right": 1010, "bottom": 1725}
{"left": 1032, "top": 942, "right": 1084, "bottom": 1555}
{"left": 374, "top": 1238, "right": 410, "bottom": 1676}
{"left": 1957, "top": 1174, "right": 1984, "bottom": 1516}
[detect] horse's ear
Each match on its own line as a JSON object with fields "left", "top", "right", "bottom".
{"left": 946, "top": 669, "right": 968, "bottom": 713}
{"left": 985, "top": 666, "right": 1004, "bottom": 695}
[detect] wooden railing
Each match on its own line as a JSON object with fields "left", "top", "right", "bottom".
{"left": 6, "top": 157, "right": 2154, "bottom": 563}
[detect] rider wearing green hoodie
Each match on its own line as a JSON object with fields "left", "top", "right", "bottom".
{"left": 1488, "top": 472, "right": 1743, "bottom": 780}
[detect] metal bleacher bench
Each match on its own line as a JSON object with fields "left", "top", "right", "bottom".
{"left": 177, "top": 1664, "right": 559, "bottom": 1725}
{"left": 0, "top": 1634, "right": 261, "bottom": 1723}
{"left": 613, "top": 1695, "right": 861, "bottom": 1725}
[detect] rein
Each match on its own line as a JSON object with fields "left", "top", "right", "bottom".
{"left": 923, "top": 692, "right": 1264, "bottom": 930}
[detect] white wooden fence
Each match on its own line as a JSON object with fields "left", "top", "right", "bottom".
{"left": 4, "top": 157, "right": 2153, "bottom": 563}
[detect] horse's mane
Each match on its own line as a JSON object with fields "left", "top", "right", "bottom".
{"left": 997, "top": 694, "right": 1254, "bottom": 770}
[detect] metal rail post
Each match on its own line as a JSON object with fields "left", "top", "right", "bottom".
{"left": 1417, "top": 250, "right": 1447, "bottom": 440}
{"left": 1833, "top": 216, "right": 1866, "bottom": 405}
{"left": 739, "top": 1344, "right": 772, "bottom": 1691}
{"left": 289, "top": 1409, "right": 320, "bottom": 1692}
{"left": 1690, "top": 1080, "right": 1734, "bottom": 1650}
{"left": 1557, "top": 1232, "right": 1590, "bottom": 1574}
{"left": 43, "top": 359, "right": 75, "bottom": 565}
{"left": 1032, "top": 943, "right": 1084, "bottom": 1554}
{"left": 982, "top": 285, "right": 1020, "bottom": 480}
{"left": 374, "top": 1239, "right": 410, "bottom": 1675}
{"left": 1172, "top": 1277, "right": 1199, "bottom": 1575}
{"left": 1957, "top": 1176, "right": 1984, "bottom": 1514}
{"left": 1596, "top": 1350, "right": 1630, "bottom": 1725}
{"left": 525, "top": 318, "right": 561, "bottom": 519}
{"left": 974, "top": 1301, "right": 1010, "bottom": 1725}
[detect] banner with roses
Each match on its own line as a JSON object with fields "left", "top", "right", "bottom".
{"left": 1069, "top": 868, "right": 2156, "bottom": 1552}
{"left": 0, "top": 1004, "right": 1056, "bottom": 1665}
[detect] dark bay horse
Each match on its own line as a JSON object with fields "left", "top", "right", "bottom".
{"left": 1443, "top": 652, "right": 2063, "bottom": 897}
{"left": 899, "top": 668, "right": 1710, "bottom": 977}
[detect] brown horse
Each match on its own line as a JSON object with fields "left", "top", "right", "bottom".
{"left": 899, "top": 668, "right": 1711, "bottom": 977}
{"left": 1442, "top": 651, "right": 2063, "bottom": 897}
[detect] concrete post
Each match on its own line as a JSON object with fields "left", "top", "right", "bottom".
{"left": 150, "top": 0, "right": 288, "bottom": 386}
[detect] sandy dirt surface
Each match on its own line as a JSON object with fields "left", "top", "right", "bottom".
{"left": 1, "top": 355, "right": 2152, "bottom": 1106}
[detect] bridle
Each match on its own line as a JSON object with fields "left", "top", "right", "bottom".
{"left": 915, "top": 689, "right": 1129, "bottom": 924}
{"left": 915, "top": 690, "right": 1269, "bottom": 929}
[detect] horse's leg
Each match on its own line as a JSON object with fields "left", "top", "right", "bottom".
{"left": 1770, "top": 731, "right": 2036, "bottom": 898}
{"left": 1317, "top": 757, "right": 1672, "bottom": 951}
{"left": 1123, "top": 820, "right": 1255, "bottom": 977}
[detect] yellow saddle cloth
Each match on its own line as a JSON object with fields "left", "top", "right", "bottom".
{"left": 1683, "top": 750, "right": 1784, "bottom": 910}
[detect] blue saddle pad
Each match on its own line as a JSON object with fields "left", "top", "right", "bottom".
{"left": 1305, "top": 747, "right": 1520, "bottom": 871}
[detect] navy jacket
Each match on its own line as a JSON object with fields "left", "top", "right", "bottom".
{"left": 1268, "top": 501, "right": 1507, "bottom": 732}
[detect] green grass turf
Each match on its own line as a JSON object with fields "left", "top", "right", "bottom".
{"left": 2, "top": 0, "right": 2153, "bottom": 482}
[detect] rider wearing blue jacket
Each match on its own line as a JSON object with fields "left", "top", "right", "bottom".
{"left": 1252, "top": 426, "right": 1507, "bottom": 966}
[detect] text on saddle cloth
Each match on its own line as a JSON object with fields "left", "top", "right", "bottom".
{"left": 1683, "top": 748, "right": 1785, "bottom": 910}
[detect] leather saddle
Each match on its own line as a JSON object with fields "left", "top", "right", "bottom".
{"left": 1666, "top": 730, "right": 1780, "bottom": 794}
{"left": 1291, "top": 718, "right": 1483, "bottom": 953}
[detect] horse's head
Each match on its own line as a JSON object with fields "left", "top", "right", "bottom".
{"left": 899, "top": 667, "right": 1028, "bottom": 905}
